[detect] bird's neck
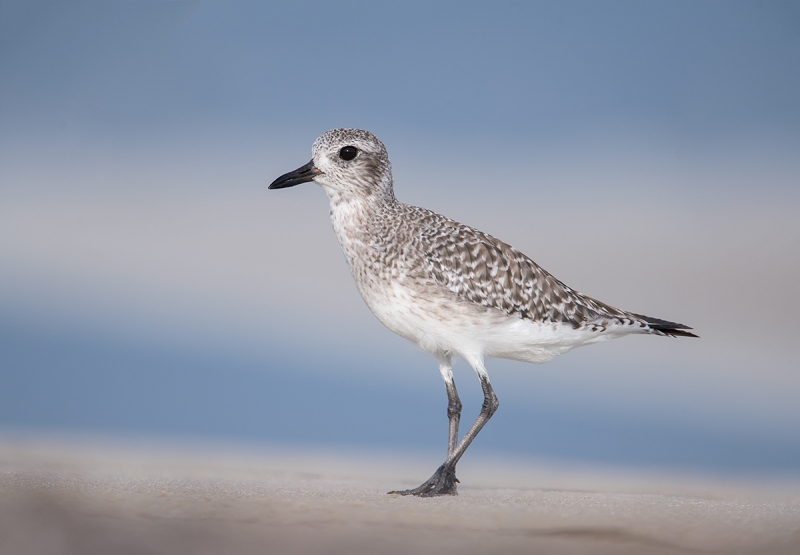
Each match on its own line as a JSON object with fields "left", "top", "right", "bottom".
{"left": 327, "top": 189, "right": 398, "bottom": 269}
{"left": 328, "top": 190, "right": 395, "bottom": 230}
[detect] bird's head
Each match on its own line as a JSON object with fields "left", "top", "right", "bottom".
{"left": 269, "top": 128, "right": 394, "bottom": 203}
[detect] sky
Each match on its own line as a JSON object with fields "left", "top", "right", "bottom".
{"left": 1, "top": 1, "right": 799, "bottom": 477}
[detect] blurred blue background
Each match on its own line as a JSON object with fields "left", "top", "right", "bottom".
{"left": 1, "top": 1, "right": 799, "bottom": 476}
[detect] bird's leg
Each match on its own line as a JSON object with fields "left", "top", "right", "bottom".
{"left": 434, "top": 355, "right": 462, "bottom": 459}
{"left": 447, "top": 371, "right": 498, "bottom": 468}
{"left": 445, "top": 378, "right": 462, "bottom": 459}
{"left": 388, "top": 355, "right": 461, "bottom": 497}
{"left": 389, "top": 360, "right": 498, "bottom": 497}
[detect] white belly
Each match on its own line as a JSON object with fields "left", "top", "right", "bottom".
{"left": 357, "top": 279, "right": 626, "bottom": 364}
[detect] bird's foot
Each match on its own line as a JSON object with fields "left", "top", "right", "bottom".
{"left": 388, "top": 464, "right": 459, "bottom": 497}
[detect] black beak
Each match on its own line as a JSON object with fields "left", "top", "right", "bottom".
{"left": 269, "top": 159, "right": 321, "bottom": 189}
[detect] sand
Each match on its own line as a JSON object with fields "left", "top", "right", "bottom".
{"left": 1, "top": 437, "right": 798, "bottom": 555}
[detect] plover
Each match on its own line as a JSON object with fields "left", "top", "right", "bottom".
{"left": 269, "top": 128, "right": 697, "bottom": 497}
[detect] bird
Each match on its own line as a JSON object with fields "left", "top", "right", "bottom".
{"left": 268, "top": 128, "right": 697, "bottom": 497}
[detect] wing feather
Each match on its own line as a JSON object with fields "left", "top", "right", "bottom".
{"left": 420, "top": 218, "right": 631, "bottom": 329}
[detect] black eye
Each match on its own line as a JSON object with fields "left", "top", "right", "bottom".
{"left": 339, "top": 146, "right": 358, "bottom": 161}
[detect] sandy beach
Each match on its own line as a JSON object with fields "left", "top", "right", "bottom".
{"left": 1, "top": 437, "right": 798, "bottom": 555}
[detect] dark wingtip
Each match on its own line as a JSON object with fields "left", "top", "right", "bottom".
{"left": 661, "top": 329, "right": 700, "bottom": 338}
{"left": 631, "top": 313, "right": 699, "bottom": 338}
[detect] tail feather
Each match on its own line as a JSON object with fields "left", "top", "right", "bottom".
{"left": 631, "top": 313, "right": 699, "bottom": 338}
